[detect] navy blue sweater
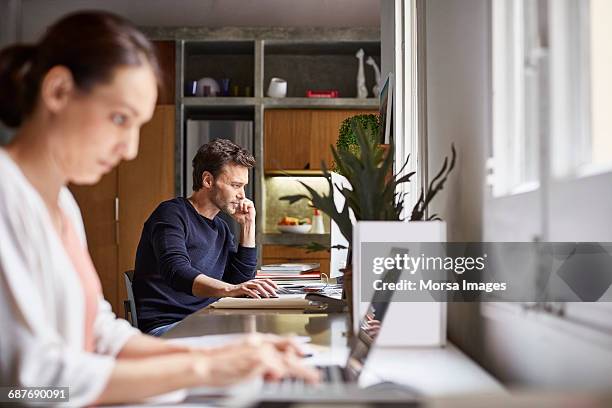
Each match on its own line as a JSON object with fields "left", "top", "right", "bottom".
{"left": 133, "top": 197, "right": 257, "bottom": 333}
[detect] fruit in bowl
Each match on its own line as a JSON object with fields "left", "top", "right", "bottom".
{"left": 277, "top": 216, "right": 312, "bottom": 233}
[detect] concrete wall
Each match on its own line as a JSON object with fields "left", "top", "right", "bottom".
{"left": 424, "top": 0, "right": 612, "bottom": 391}
{"left": 18, "top": 0, "right": 380, "bottom": 41}
{"left": 425, "top": 0, "right": 488, "bottom": 243}
{"left": 0, "top": 0, "right": 379, "bottom": 143}
{"left": 0, "top": 1, "right": 19, "bottom": 143}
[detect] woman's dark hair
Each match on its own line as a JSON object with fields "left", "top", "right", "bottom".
{"left": 192, "top": 138, "right": 256, "bottom": 191}
{"left": 0, "top": 11, "right": 161, "bottom": 128}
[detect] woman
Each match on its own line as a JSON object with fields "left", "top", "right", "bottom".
{"left": 0, "top": 11, "right": 317, "bottom": 406}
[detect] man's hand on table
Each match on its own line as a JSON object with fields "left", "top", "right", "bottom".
{"left": 224, "top": 278, "right": 278, "bottom": 298}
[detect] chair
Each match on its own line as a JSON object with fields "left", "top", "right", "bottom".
{"left": 123, "top": 270, "right": 138, "bottom": 328}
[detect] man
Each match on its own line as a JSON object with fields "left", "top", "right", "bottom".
{"left": 133, "top": 138, "right": 277, "bottom": 336}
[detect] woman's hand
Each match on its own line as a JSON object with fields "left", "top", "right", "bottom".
{"left": 191, "top": 334, "right": 320, "bottom": 386}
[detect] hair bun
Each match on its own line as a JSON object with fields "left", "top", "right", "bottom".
{"left": 0, "top": 44, "right": 37, "bottom": 128}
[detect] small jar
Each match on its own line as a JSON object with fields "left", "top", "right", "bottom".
{"left": 312, "top": 208, "right": 325, "bottom": 234}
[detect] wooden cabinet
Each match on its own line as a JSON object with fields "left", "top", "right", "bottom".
{"left": 68, "top": 40, "right": 176, "bottom": 316}
{"left": 264, "top": 109, "right": 376, "bottom": 171}
{"left": 70, "top": 105, "right": 175, "bottom": 316}
{"left": 69, "top": 170, "right": 119, "bottom": 312}
{"left": 262, "top": 245, "right": 330, "bottom": 276}
{"left": 117, "top": 105, "right": 175, "bottom": 311}
{"left": 154, "top": 41, "right": 176, "bottom": 104}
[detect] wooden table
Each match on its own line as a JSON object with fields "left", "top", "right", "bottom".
{"left": 162, "top": 305, "right": 504, "bottom": 399}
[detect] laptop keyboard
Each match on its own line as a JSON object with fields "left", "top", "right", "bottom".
{"left": 318, "top": 365, "right": 340, "bottom": 382}
{"left": 272, "top": 365, "right": 342, "bottom": 390}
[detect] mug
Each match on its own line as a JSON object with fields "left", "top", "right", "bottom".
{"left": 267, "top": 77, "right": 287, "bottom": 98}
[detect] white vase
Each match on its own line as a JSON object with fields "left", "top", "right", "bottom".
{"left": 355, "top": 48, "right": 368, "bottom": 98}
{"left": 366, "top": 56, "right": 382, "bottom": 97}
{"left": 267, "top": 77, "right": 287, "bottom": 98}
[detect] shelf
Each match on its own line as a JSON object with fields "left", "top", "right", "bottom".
{"left": 169, "top": 29, "right": 381, "bottom": 266}
{"left": 264, "top": 169, "right": 326, "bottom": 177}
{"left": 181, "top": 97, "right": 379, "bottom": 109}
{"left": 263, "top": 97, "right": 379, "bottom": 109}
{"left": 261, "top": 233, "right": 330, "bottom": 246}
{"left": 182, "top": 97, "right": 257, "bottom": 106}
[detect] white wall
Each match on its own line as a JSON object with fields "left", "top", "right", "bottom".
{"left": 425, "top": 0, "right": 487, "bottom": 242}
{"left": 425, "top": 0, "right": 612, "bottom": 391}
{"left": 19, "top": 0, "right": 380, "bottom": 41}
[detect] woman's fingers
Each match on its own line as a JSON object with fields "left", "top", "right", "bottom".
{"left": 197, "top": 342, "right": 319, "bottom": 386}
{"left": 259, "top": 334, "right": 305, "bottom": 356}
{"left": 281, "top": 351, "right": 321, "bottom": 384}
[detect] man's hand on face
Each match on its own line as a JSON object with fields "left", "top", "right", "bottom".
{"left": 232, "top": 197, "right": 256, "bottom": 225}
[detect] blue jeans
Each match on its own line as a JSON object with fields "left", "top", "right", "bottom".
{"left": 147, "top": 321, "right": 179, "bottom": 337}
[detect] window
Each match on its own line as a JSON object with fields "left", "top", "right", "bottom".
{"left": 491, "top": 0, "right": 546, "bottom": 196}
{"left": 489, "top": 0, "right": 612, "bottom": 336}
{"left": 586, "top": 0, "right": 612, "bottom": 172}
{"left": 492, "top": 0, "right": 612, "bottom": 194}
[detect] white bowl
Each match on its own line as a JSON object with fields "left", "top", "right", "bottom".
{"left": 196, "top": 77, "right": 220, "bottom": 96}
{"left": 277, "top": 224, "right": 312, "bottom": 234}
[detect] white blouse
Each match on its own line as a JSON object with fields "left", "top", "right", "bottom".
{"left": 0, "top": 149, "right": 139, "bottom": 406}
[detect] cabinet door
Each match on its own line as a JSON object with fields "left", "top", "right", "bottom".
{"left": 264, "top": 109, "right": 312, "bottom": 170}
{"left": 154, "top": 41, "right": 176, "bottom": 104}
{"left": 69, "top": 171, "right": 119, "bottom": 312}
{"left": 117, "top": 105, "right": 175, "bottom": 314}
{"left": 310, "top": 109, "right": 375, "bottom": 170}
{"left": 264, "top": 109, "right": 376, "bottom": 171}
{"left": 262, "top": 245, "right": 330, "bottom": 276}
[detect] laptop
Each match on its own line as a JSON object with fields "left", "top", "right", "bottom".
{"left": 244, "top": 248, "right": 417, "bottom": 405}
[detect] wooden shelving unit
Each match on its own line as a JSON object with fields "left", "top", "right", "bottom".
{"left": 143, "top": 27, "right": 381, "bottom": 264}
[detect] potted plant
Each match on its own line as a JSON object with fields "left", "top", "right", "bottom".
{"left": 334, "top": 113, "right": 382, "bottom": 173}
{"left": 280, "top": 116, "right": 456, "bottom": 333}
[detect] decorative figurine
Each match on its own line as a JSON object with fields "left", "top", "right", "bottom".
{"left": 356, "top": 48, "right": 368, "bottom": 98}
{"left": 366, "top": 56, "right": 382, "bottom": 97}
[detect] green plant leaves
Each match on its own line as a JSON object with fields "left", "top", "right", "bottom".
{"left": 280, "top": 116, "right": 457, "bottom": 253}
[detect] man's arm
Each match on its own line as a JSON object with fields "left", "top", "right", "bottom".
{"left": 151, "top": 200, "right": 273, "bottom": 298}
{"left": 226, "top": 197, "right": 257, "bottom": 282}
{"left": 149, "top": 203, "right": 209, "bottom": 295}
{"left": 239, "top": 218, "right": 255, "bottom": 247}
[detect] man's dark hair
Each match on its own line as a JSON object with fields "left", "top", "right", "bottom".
{"left": 192, "top": 138, "right": 256, "bottom": 191}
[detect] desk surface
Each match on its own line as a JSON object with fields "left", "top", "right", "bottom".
{"left": 163, "top": 306, "right": 504, "bottom": 397}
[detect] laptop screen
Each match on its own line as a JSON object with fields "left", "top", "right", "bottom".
{"left": 343, "top": 247, "right": 406, "bottom": 381}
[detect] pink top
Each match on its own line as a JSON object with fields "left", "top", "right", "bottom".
{"left": 59, "top": 211, "right": 102, "bottom": 352}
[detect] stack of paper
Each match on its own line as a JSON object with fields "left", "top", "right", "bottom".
{"left": 210, "top": 294, "right": 321, "bottom": 309}
{"left": 257, "top": 272, "right": 321, "bottom": 281}
{"left": 257, "top": 263, "right": 321, "bottom": 281}
{"left": 260, "top": 263, "right": 320, "bottom": 273}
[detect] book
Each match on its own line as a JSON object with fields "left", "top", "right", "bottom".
{"left": 260, "top": 263, "right": 320, "bottom": 274}
{"left": 256, "top": 271, "right": 321, "bottom": 281}
{"left": 209, "top": 294, "right": 324, "bottom": 310}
